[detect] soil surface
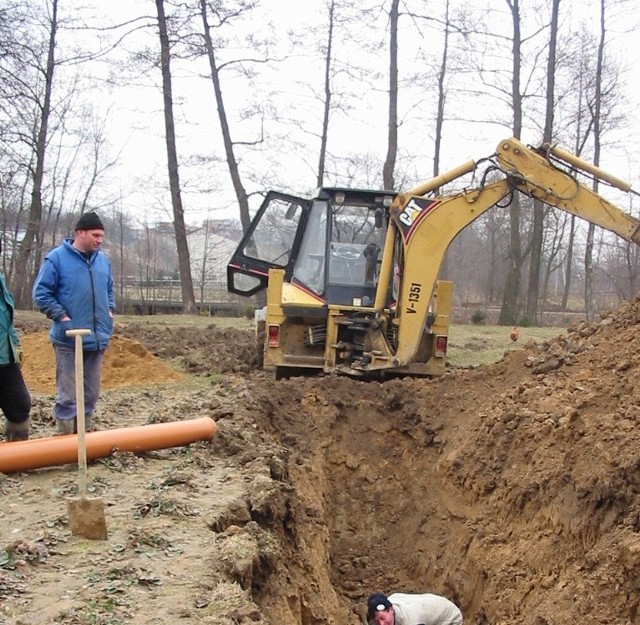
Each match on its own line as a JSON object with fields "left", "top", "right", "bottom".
{"left": 1, "top": 302, "right": 639, "bottom": 625}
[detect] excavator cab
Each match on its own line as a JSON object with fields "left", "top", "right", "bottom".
{"left": 226, "top": 191, "right": 309, "bottom": 298}
{"left": 228, "top": 187, "right": 392, "bottom": 307}
{"left": 227, "top": 187, "right": 421, "bottom": 378}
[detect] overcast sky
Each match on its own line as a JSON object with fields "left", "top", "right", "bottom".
{"left": 74, "top": 0, "right": 640, "bottom": 226}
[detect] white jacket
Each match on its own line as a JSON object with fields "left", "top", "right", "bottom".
{"left": 389, "top": 592, "right": 463, "bottom": 625}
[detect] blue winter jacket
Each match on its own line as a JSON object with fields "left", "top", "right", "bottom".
{"left": 0, "top": 272, "right": 20, "bottom": 364}
{"left": 32, "top": 239, "right": 115, "bottom": 350}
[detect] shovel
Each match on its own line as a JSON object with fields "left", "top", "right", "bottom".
{"left": 65, "top": 328, "right": 108, "bottom": 540}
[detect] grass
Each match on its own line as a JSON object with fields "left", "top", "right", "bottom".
{"left": 17, "top": 309, "right": 567, "bottom": 369}
{"left": 115, "top": 313, "right": 254, "bottom": 330}
{"left": 16, "top": 309, "right": 254, "bottom": 330}
{"left": 447, "top": 324, "right": 566, "bottom": 367}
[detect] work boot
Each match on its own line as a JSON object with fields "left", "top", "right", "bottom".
{"left": 5, "top": 419, "right": 30, "bottom": 441}
{"left": 56, "top": 418, "right": 76, "bottom": 435}
{"left": 84, "top": 414, "right": 93, "bottom": 433}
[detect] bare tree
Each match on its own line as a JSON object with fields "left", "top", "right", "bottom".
{"left": 0, "top": 2, "right": 121, "bottom": 305}
{"left": 526, "top": 0, "right": 560, "bottom": 323}
{"left": 0, "top": 165, "right": 31, "bottom": 283}
{"left": 475, "top": 202, "right": 511, "bottom": 306}
{"left": 432, "top": 0, "right": 451, "bottom": 181}
{"left": 10, "top": 0, "right": 58, "bottom": 307}
{"left": 197, "top": 0, "right": 260, "bottom": 235}
{"left": 111, "top": 208, "right": 130, "bottom": 314}
{"left": 601, "top": 230, "right": 640, "bottom": 301}
{"left": 316, "top": 0, "right": 335, "bottom": 187}
{"left": 194, "top": 219, "right": 213, "bottom": 304}
{"left": 539, "top": 209, "right": 569, "bottom": 306}
{"left": 582, "top": 0, "right": 633, "bottom": 317}
{"left": 382, "top": 0, "right": 399, "bottom": 190}
{"left": 155, "top": 0, "right": 197, "bottom": 314}
{"left": 583, "top": 0, "right": 608, "bottom": 321}
{"left": 498, "top": 0, "right": 525, "bottom": 325}
{"left": 557, "top": 29, "right": 595, "bottom": 311}
{"left": 191, "top": 217, "right": 227, "bottom": 304}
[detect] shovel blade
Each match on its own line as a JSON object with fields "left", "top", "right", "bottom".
{"left": 67, "top": 496, "right": 108, "bottom": 541}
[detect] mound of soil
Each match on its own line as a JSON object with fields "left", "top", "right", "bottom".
{"left": 16, "top": 321, "right": 259, "bottom": 395}
{"left": 2, "top": 299, "right": 639, "bottom": 625}
{"left": 115, "top": 322, "right": 259, "bottom": 374}
{"left": 19, "top": 332, "right": 184, "bottom": 394}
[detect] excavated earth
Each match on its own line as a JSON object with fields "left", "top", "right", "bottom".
{"left": 1, "top": 300, "right": 639, "bottom": 625}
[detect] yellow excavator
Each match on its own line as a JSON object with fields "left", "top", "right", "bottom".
{"left": 227, "top": 138, "right": 640, "bottom": 379}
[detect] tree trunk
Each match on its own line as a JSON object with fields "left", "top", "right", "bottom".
{"left": 561, "top": 215, "right": 576, "bottom": 310}
{"left": 585, "top": 0, "right": 606, "bottom": 321}
{"left": 382, "top": 0, "right": 399, "bottom": 190}
{"left": 498, "top": 0, "right": 524, "bottom": 325}
{"left": 316, "top": 0, "right": 335, "bottom": 188}
{"left": 562, "top": 103, "right": 589, "bottom": 312}
{"left": 116, "top": 210, "right": 126, "bottom": 315}
{"left": 432, "top": 0, "right": 450, "bottom": 181}
{"left": 499, "top": 193, "right": 523, "bottom": 325}
{"left": 199, "top": 0, "right": 252, "bottom": 234}
{"left": 526, "top": 0, "right": 560, "bottom": 324}
{"left": 434, "top": 0, "right": 451, "bottom": 277}
{"left": 13, "top": 0, "right": 58, "bottom": 308}
{"left": 155, "top": 0, "right": 197, "bottom": 314}
{"left": 584, "top": 223, "right": 595, "bottom": 319}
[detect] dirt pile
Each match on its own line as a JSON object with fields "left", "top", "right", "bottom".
{"left": 17, "top": 321, "right": 258, "bottom": 395}
{"left": 115, "top": 322, "right": 259, "bottom": 374}
{"left": 20, "top": 332, "right": 183, "bottom": 394}
{"left": 236, "top": 297, "right": 640, "bottom": 625}
{"left": 2, "top": 300, "right": 639, "bottom": 625}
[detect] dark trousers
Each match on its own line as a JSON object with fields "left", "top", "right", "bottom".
{"left": 0, "top": 363, "right": 31, "bottom": 424}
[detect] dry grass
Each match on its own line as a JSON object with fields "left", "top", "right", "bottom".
{"left": 16, "top": 309, "right": 254, "bottom": 330}
{"left": 17, "top": 309, "right": 566, "bottom": 369}
{"left": 447, "top": 324, "right": 566, "bottom": 367}
{"left": 115, "top": 313, "right": 254, "bottom": 330}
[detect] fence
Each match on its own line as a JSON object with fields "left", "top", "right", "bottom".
{"left": 117, "top": 279, "right": 253, "bottom": 316}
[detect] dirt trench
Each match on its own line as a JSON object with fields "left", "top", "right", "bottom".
{"left": 2, "top": 305, "right": 640, "bottom": 625}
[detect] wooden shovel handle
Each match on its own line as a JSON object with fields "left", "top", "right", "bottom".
{"left": 65, "top": 329, "right": 92, "bottom": 496}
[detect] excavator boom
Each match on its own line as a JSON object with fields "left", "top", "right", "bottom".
{"left": 384, "top": 138, "right": 640, "bottom": 368}
{"left": 497, "top": 139, "right": 640, "bottom": 243}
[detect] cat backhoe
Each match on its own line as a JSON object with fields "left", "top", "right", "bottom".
{"left": 227, "top": 138, "right": 640, "bottom": 379}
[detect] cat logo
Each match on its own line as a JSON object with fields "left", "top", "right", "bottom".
{"left": 398, "top": 199, "right": 423, "bottom": 227}
{"left": 396, "top": 197, "right": 439, "bottom": 239}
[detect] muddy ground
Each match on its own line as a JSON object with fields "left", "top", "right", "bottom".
{"left": 1, "top": 301, "right": 639, "bottom": 625}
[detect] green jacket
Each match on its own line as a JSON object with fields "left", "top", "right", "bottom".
{"left": 0, "top": 272, "right": 20, "bottom": 365}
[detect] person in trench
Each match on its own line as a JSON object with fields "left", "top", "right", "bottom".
{"left": 366, "top": 592, "right": 463, "bottom": 625}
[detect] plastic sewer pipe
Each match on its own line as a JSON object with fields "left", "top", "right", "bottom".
{"left": 0, "top": 417, "right": 217, "bottom": 474}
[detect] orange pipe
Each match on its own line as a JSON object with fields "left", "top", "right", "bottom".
{"left": 0, "top": 417, "right": 217, "bottom": 474}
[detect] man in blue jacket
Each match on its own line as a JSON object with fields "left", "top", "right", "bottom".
{"left": 33, "top": 211, "right": 115, "bottom": 434}
{"left": 0, "top": 240, "right": 31, "bottom": 441}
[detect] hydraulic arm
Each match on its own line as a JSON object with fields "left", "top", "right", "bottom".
{"left": 377, "top": 138, "right": 640, "bottom": 369}
{"left": 228, "top": 137, "right": 639, "bottom": 379}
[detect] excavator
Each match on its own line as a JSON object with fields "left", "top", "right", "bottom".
{"left": 227, "top": 138, "right": 640, "bottom": 379}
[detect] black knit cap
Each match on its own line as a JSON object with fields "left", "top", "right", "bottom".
{"left": 75, "top": 211, "right": 104, "bottom": 231}
{"left": 367, "top": 594, "right": 392, "bottom": 621}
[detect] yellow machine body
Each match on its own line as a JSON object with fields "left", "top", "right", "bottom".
{"left": 229, "top": 138, "right": 640, "bottom": 379}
